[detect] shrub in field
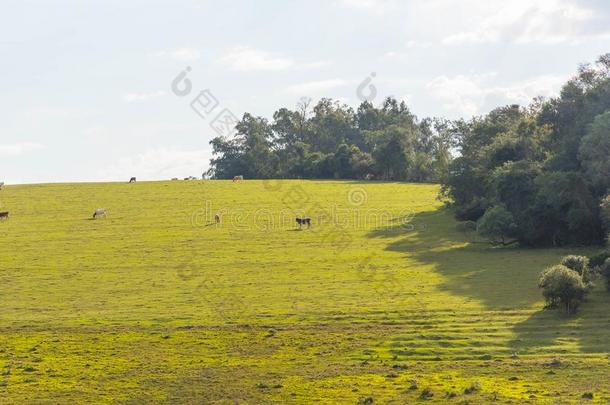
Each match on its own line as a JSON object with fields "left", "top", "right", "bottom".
{"left": 538, "top": 265, "right": 587, "bottom": 314}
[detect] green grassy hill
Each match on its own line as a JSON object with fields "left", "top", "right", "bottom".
{"left": 0, "top": 180, "right": 608, "bottom": 403}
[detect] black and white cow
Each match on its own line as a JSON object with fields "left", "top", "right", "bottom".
{"left": 296, "top": 217, "right": 311, "bottom": 229}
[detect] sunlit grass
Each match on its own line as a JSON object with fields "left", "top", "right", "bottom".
{"left": 0, "top": 180, "right": 608, "bottom": 403}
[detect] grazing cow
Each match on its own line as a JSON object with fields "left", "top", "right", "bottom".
{"left": 0, "top": 211, "right": 9, "bottom": 220}
{"left": 129, "top": 177, "right": 136, "bottom": 183}
{"left": 296, "top": 217, "right": 311, "bottom": 229}
{"left": 93, "top": 208, "right": 107, "bottom": 219}
{"left": 0, "top": 182, "right": 4, "bottom": 190}
{"left": 233, "top": 175, "right": 244, "bottom": 182}
{"left": 214, "top": 213, "right": 221, "bottom": 224}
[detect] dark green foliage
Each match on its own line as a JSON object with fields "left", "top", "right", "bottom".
{"left": 600, "top": 259, "right": 610, "bottom": 291}
{"left": 441, "top": 53, "right": 610, "bottom": 247}
{"left": 476, "top": 206, "right": 517, "bottom": 245}
{"left": 589, "top": 251, "right": 610, "bottom": 268}
{"left": 560, "top": 255, "right": 589, "bottom": 275}
{"left": 560, "top": 255, "right": 592, "bottom": 284}
{"left": 530, "top": 172, "right": 601, "bottom": 246}
{"left": 579, "top": 112, "right": 610, "bottom": 194}
{"left": 209, "top": 97, "right": 453, "bottom": 182}
{"left": 538, "top": 265, "right": 587, "bottom": 314}
{"left": 601, "top": 195, "right": 610, "bottom": 233}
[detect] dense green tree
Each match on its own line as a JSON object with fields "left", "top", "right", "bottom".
{"left": 308, "top": 99, "right": 360, "bottom": 153}
{"left": 476, "top": 205, "right": 517, "bottom": 245}
{"left": 530, "top": 172, "right": 601, "bottom": 246}
{"left": 579, "top": 111, "right": 610, "bottom": 194}
{"left": 440, "top": 54, "right": 610, "bottom": 247}
{"left": 441, "top": 156, "right": 488, "bottom": 220}
{"left": 490, "top": 161, "right": 539, "bottom": 211}
{"left": 209, "top": 113, "right": 275, "bottom": 179}
{"left": 368, "top": 125, "right": 411, "bottom": 180}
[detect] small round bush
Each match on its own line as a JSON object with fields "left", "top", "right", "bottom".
{"left": 538, "top": 265, "right": 587, "bottom": 314}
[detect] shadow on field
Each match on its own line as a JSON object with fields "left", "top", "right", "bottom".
{"left": 366, "top": 208, "right": 610, "bottom": 355}
{"left": 509, "top": 290, "right": 610, "bottom": 355}
{"left": 366, "top": 208, "right": 547, "bottom": 311}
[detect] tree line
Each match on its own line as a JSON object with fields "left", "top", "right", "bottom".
{"left": 208, "top": 54, "right": 610, "bottom": 248}
{"left": 208, "top": 97, "right": 452, "bottom": 183}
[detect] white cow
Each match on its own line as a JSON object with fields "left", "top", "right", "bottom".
{"left": 93, "top": 208, "right": 107, "bottom": 219}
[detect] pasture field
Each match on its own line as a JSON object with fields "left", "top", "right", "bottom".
{"left": 0, "top": 180, "right": 608, "bottom": 404}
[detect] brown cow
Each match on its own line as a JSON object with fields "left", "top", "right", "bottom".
{"left": 0, "top": 211, "right": 9, "bottom": 220}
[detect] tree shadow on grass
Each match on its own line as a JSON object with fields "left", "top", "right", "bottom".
{"left": 367, "top": 208, "right": 555, "bottom": 311}
{"left": 509, "top": 289, "right": 610, "bottom": 356}
{"left": 366, "top": 207, "right": 610, "bottom": 356}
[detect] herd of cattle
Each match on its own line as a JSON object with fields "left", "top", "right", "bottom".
{"left": 0, "top": 176, "right": 313, "bottom": 230}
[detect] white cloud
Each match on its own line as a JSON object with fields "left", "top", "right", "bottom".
{"left": 98, "top": 148, "right": 211, "bottom": 181}
{"left": 285, "top": 79, "right": 350, "bottom": 95}
{"left": 219, "top": 47, "right": 294, "bottom": 72}
{"left": 338, "top": 0, "right": 397, "bottom": 13}
{"left": 426, "top": 73, "right": 567, "bottom": 118}
{"left": 0, "top": 142, "right": 44, "bottom": 157}
{"left": 438, "top": 0, "right": 610, "bottom": 45}
{"left": 154, "top": 47, "right": 201, "bottom": 61}
{"left": 123, "top": 91, "right": 166, "bottom": 103}
{"left": 300, "top": 60, "right": 332, "bottom": 69}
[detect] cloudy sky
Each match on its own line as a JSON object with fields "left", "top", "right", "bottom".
{"left": 1, "top": 0, "right": 609, "bottom": 184}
